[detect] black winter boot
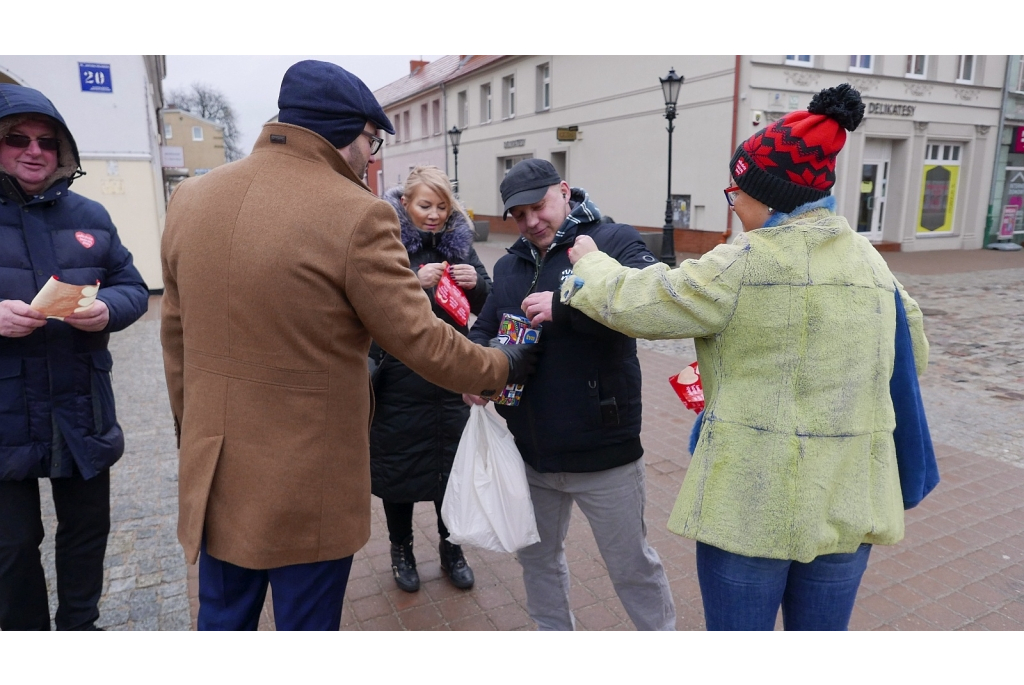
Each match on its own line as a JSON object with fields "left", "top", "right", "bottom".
{"left": 439, "top": 539, "right": 474, "bottom": 590}
{"left": 390, "top": 535, "right": 420, "bottom": 593}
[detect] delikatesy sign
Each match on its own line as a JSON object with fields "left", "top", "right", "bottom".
{"left": 79, "top": 63, "right": 112, "bottom": 93}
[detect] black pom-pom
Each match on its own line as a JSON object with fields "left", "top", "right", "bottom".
{"left": 807, "top": 83, "right": 864, "bottom": 132}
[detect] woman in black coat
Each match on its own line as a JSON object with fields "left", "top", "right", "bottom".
{"left": 370, "top": 166, "right": 492, "bottom": 592}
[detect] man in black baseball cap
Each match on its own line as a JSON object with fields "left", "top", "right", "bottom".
{"left": 468, "top": 160, "right": 674, "bottom": 631}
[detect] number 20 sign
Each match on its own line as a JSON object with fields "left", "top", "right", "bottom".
{"left": 79, "top": 62, "right": 112, "bottom": 93}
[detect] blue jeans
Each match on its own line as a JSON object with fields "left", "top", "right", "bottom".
{"left": 198, "top": 540, "right": 353, "bottom": 631}
{"left": 696, "top": 541, "right": 871, "bottom": 631}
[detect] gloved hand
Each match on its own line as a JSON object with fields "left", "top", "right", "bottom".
{"left": 489, "top": 337, "right": 542, "bottom": 386}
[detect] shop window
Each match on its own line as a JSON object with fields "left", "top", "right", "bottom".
{"left": 849, "top": 55, "right": 873, "bottom": 74}
{"left": 956, "top": 55, "right": 975, "bottom": 84}
{"left": 906, "top": 55, "right": 927, "bottom": 79}
{"left": 917, "top": 143, "right": 962, "bottom": 235}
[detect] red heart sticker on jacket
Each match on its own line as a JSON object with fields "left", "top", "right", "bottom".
{"left": 75, "top": 231, "right": 95, "bottom": 248}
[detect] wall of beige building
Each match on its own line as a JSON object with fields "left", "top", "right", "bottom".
{"left": 0, "top": 55, "right": 166, "bottom": 288}
{"left": 162, "top": 109, "right": 226, "bottom": 175}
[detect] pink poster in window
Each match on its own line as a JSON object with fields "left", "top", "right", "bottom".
{"left": 1013, "top": 127, "right": 1024, "bottom": 154}
{"left": 999, "top": 205, "right": 1019, "bottom": 239}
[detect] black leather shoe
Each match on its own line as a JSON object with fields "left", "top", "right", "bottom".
{"left": 439, "top": 539, "right": 474, "bottom": 590}
{"left": 390, "top": 535, "right": 420, "bottom": 593}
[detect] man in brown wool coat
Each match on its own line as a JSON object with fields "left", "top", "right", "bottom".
{"left": 160, "top": 60, "right": 537, "bottom": 630}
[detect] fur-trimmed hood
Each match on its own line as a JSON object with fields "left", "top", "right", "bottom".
{"left": 0, "top": 84, "right": 82, "bottom": 197}
{"left": 383, "top": 185, "right": 474, "bottom": 262}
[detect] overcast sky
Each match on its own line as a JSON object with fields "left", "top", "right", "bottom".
{"left": 163, "top": 56, "right": 443, "bottom": 155}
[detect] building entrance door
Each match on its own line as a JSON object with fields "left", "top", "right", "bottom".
{"left": 856, "top": 139, "right": 892, "bottom": 242}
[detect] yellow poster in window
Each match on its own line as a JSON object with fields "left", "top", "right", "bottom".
{"left": 917, "top": 164, "right": 959, "bottom": 234}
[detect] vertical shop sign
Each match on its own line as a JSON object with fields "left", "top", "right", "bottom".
{"left": 917, "top": 164, "right": 959, "bottom": 234}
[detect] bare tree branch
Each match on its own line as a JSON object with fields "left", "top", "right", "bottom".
{"left": 166, "top": 82, "right": 245, "bottom": 161}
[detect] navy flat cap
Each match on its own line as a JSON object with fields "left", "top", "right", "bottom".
{"left": 277, "top": 60, "right": 395, "bottom": 149}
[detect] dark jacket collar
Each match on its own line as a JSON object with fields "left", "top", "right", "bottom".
{"left": 0, "top": 173, "right": 70, "bottom": 207}
{"left": 508, "top": 186, "right": 602, "bottom": 262}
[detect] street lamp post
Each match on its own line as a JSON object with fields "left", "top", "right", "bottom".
{"left": 659, "top": 67, "right": 684, "bottom": 266}
{"left": 447, "top": 126, "right": 462, "bottom": 194}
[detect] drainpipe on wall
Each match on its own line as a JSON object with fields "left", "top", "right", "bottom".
{"left": 441, "top": 81, "right": 449, "bottom": 178}
{"left": 983, "top": 56, "right": 1014, "bottom": 248}
{"left": 725, "top": 54, "right": 741, "bottom": 241}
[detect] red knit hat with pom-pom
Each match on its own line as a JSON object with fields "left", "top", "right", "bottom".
{"left": 730, "top": 83, "right": 864, "bottom": 213}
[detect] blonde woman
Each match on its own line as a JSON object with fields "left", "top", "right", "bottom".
{"left": 369, "top": 166, "right": 491, "bottom": 592}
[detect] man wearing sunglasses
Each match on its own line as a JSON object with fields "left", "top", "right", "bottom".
{"left": 161, "top": 60, "right": 537, "bottom": 630}
{"left": 0, "top": 84, "right": 149, "bottom": 630}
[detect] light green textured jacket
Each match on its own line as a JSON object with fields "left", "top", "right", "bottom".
{"left": 567, "top": 204, "right": 928, "bottom": 562}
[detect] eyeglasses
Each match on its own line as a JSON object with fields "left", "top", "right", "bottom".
{"left": 723, "top": 186, "right": 740, "bottom": 207}
{"left": 3, "top": 134, "right": 60, "bottom": 152}
{"left": 361, "top": 131, "right": 383, "bottom": 155}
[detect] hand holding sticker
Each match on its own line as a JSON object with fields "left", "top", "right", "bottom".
{"left": 30, "top": 277, "right": 100, "bottom": 319}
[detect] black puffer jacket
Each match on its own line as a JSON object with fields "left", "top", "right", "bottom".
{"left": 0, "top": 84, "right": 148, "bottom": 481}
{"left": 468, "top": 187, "right": 658, "bottom": 473}
{"left": 369, "top": 187, "right": 492, "bottom": 502}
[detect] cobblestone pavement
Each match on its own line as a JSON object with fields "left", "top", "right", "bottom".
{"left": 38, "top": 244, "right": 1024, "bottom": 630}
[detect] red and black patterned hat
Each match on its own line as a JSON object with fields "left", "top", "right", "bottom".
{"left": 730, "top": 84, "right": 864, "bottom": 213}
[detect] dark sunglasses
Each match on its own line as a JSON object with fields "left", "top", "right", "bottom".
{"left": 3, "top": 133, "right": 60, "bottom": 152}
{"left": 724, "top": 185, "right": 740, "bottom": 207}
{"left": 361, "top": 130, "right": 383, "bottom": 155}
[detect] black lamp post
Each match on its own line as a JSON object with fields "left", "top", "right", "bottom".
{"left": 447, "top": 125, "right": 462, "bottom": 194}
{"left": 659, "top": 67, "right": 684, "bottom": 266}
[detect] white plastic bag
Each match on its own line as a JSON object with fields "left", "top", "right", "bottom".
{"left": 441, "top": 404, "right": 540, "bottom": 553}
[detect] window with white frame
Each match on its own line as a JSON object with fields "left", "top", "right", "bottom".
{"left": 457, "top": 91, "right": 468, "bottom": 128}
{"left": 402, "top": 110, "right": 410, "bottom": 142}
{"left": 421, "top": 104, "right": 429, "bottom": 139}
{"left": 1018, "top": 59, "right": 1024, "bottom": 92}
{"left": 503, "top": 75, "right": 516, "bottom": 119}
{"left": 918, "top": 142, "right": 962, "bottom": 235}
{"left": 956, "top": 55, "right": 975, "bottom": 84}
{"left": 432, "top": 100, "right": 441, "bottom": 135}
{"left": 192, "top": 126, "right": 203, "bottom": 141}
{"left": 480, "top": 83, "right": 492, "bottom": 123}
{"left": 849, "top": 55, "right": 873, "bottom": 73}
{"left": 785, "top": 55, "right": 813, "bottom": 67}
{"left": 393, "top": 112, "right": 402, "bottom": 143}
{"left": 906, "top": 55, "right": 927, "bottom": 78}
{"left": 537, "top": 63, "right": 550, "bottom": 111}
{"left": 164, "top": 123, "right": 173, "bottom": 140}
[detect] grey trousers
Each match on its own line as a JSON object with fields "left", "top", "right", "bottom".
{"left": 517, "top": 459, "right": 676, "bottom": 630}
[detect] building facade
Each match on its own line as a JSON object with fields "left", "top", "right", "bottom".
{"left": 160, "top": 108, "right": 226, "bottom": 195}
{"left": 373, "top": 56, "right": 505, "bottom": 196}
{"left": 376, "top": 55, "right": 1008, "bottom": 253}
{"left": 0, "top": 55, "right": 167, "bottom": 288}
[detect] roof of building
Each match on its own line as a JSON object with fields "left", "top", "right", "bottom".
{"left": 373, "top": 56, "right": 508, "bottom": 108}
